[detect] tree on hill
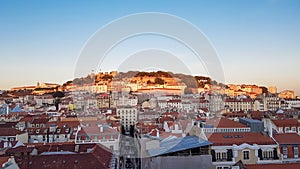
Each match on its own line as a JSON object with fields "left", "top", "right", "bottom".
{"left": 102, "top": 75, "right": 113, "bottom": 81}
{"left": 260, "top": 86, "right": 268, "bottom": 94}
{"left": 154, "top": 77, "right": 165, "bottom": 85}
{"left": 53, "top": 91, "right": 65, "bottom": 98}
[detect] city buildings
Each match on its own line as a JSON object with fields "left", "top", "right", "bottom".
{"left": 0, "top": 71, "right": 299, "bottom": 168}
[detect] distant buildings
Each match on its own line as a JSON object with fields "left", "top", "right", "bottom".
{"left": 268, "top": 86, "right": 277, "bottom": 94}
{"left": 224, "top": 97, "right": 253, "bottom": 112}
{"left": 279, "top": 90, "right": 296, "bottom": 99}
{"left": 116, "top": 107, "right": 138, "bottom": 131}
{"left": 1, "top": 71, "right": 300, "bottom": 168}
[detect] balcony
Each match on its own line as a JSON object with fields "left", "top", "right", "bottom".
{"left": 257, "top": 158, "right": 282, "bottom": 164}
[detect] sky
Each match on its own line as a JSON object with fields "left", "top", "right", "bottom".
{"left": 0, "top": 0, "right": 299, "bottom": 95}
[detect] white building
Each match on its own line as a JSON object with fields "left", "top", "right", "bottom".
{"left": 285, "top": 99, "right": 300, "bottom": 108}
{"left": 224, "top": 97, "right": 253, "bottom": 112}
{"left": 34, "top": 95, "right": 54, "bottom": 107}
{"left": 115, "top": 96, "right": 138, "bottom": 107}
{"left": 75, "top": 125, "right": 120, "bottom": 152}
{"left": 116, "top": 107, "right": 138, "bottom": 130}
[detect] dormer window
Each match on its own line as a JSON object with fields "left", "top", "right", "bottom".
{"left": 36, "top": 124, "right": 39, "bottom": 128}
{"left": 294, "top": 146, "right": 299, "bottom": 158}
{"left": 285, "top": 127, "right": 290, "bottom": 132}
{"left": 283, "top": 147, "right": 288, "bottom": 159}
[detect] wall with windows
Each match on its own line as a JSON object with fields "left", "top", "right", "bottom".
{"left": 236, "top": 149, "right": 258, "bottom": 164}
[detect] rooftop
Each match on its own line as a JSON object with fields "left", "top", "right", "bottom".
{"left": 271, "top": 119, "right": 300, "bottom": 127}
{"left": 246, "top": 163, "right": 300, "bottom": 169}
{"left": 148, "top": 136, "right": 212, "bottom": 157}
{"left": 273, "top": 133, "right": 300, "bottom": 145}
{"left": 207, "top": 132, "right": 275, "bottom": 146}
{"left": 205, "top": 117, "right": 248, "bottom": 128}
{"left": 0, "top": 128, "right": 24, "bottom": 136}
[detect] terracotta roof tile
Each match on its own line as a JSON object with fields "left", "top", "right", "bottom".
{"left": 246, "top": 163, "right": 300, "bottom": 169}
{"left": 273, "top": 133, "right": 300, "bottom": 144}
{"left": 0, "top": 128, "right": 24, "bottom": 136}
{"left": 272, "top": 119, "right": 300, "bottom": 127}
{"left": 205, "top": 117, "right": 248, "bottom": 128}
{"left": 207, "top": 132, "right": 275, "bottom": 146}
{"left": 0, "top": 157, "right": 9, "bottom": 167}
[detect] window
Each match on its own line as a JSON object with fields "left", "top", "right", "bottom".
{"left": 217, "top": 167, "right": 230, "bottom": 169}
{"left": 216, "top": 152, "right": 227, "bottom": 161}
{"left": 292, "top": 127, "right": 296, "bottom": 132}
{"left": 243, "top": 150, "right": 250, "bottom": 160}
{"left": 263, "top": 150, "right": 273, "bottom": 159}
{"left": 285, "top": 127, "right": 290, "bottom": 132}
{"left": 110, "top": 145, "right": 114, "bottom": 150}
{"left": 283, "top": 147, "right": 288, "bottom": 159}
{"left": 294, "top": 146, "right": 299, "bottom": 158}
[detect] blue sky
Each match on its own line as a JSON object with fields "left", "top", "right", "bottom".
{"left": 0, "top": 0, "right": 299, "bottom": 95}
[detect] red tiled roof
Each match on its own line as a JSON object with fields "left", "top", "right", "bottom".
{"left": 222, "top": 113, "right": 248, "bottom": 118}
{"left": 207, "top": 132, "right": 275, "bottom": 146}
{"left": 136, "top": 123, "right": 158, "bottom": 134}
{"left": 0, "top": 122, "right": 17, "bottom": 128}
{"left": 15, "top": 144, "right": 112, "bottom": 169}
{"left": 0, "top": 157, "right": 9, "bottom": 166}
{"left": 19, "top": 116, "right": 34, "bottom": 122}
{"left": 272, "top": 119, "right": 300, "bottom": 127}
{"left": 31, "top": 118, "right": 50, "bottom": 124}
{"left": 251, "top": 111, "right": 265, "bottom": 120}
{"left": 24, "top": 142, "right": 94, "bottom": 153}
{"left": 77, "top": 126, "right": 118, "bottom": 136}
{"left": 206, "top": 117, "right": 248, "bottom": 128}
{"left": 273, "top": 133, "right": 300, "bottom": 144}
{"left": 46, "top": 121, "right": 80, "bottom": 128}
{"left": 7, "top": 146, "right": 34, "bottom": 154}
{"left": 0, "top": 128, "right": 24, "bottom": 136}
{"left": 246, "top": 163, "right": 300, "bottom": 169}
{"left": 167, "top": 99, "right": 181, "bottom": 103}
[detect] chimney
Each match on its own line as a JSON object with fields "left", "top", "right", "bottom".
{"left": 267, "top": 119, "right": 273, "bottom": 137}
